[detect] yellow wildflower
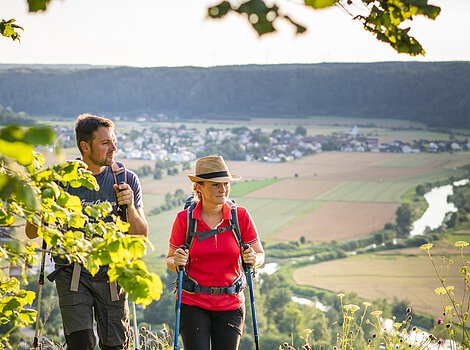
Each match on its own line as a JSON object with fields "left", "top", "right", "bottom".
{"left": 337, "top": 293, "right": 345, "bottom": 298}
{"left": 435, "top": 287, "right": 446, "bottom": 295}
{"left": 371, "top": 311, "right": 382, "bottom": 317}
{"left": 420, "top": 243, "right": 433, "bottom": 251}
{"left": 344, "top": 304, "right": 360, "bottom": 313}
{"left": 393, "top": 322, "right": 402, "bottom": 330}
{"left": 363, "top": 302, "right": 372, "bottom": 307}
{"left": 455, "top": 241, "right": 469, "bottom": 248}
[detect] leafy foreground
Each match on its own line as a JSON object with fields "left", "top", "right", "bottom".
{"left": 1, "top": 125, "right": 162, "bottom": 349}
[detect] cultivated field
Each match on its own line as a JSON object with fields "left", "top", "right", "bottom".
{"left": 135, "top": 150, "right": 470, "bottom": 273}
{"left": 293, "top": 253, "right": 466, "bottom": 317}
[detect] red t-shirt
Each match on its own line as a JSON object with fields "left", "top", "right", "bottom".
{"left": 169, "top": 201, "right": 259, "bottom": 311}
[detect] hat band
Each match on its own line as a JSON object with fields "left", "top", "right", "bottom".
{"left": 197, "top": 171, "right": 230, "bottom": 179}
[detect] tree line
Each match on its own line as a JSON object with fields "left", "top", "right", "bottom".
{"left": 0, "top": 62, "right": 469, "bottom": 128}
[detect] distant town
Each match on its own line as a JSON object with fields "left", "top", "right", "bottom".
{"left": 55, "top": 123, "right": 470, "bottom": 164}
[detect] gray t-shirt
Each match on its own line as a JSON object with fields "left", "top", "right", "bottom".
{"left": 67, "top": 165, "right": 143, "bottom": 222}
{"left": 52, "top": 165, "right": 144, "bottom": 268}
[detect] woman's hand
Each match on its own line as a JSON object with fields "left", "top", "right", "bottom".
{"left": 173, "top": 247, "right": 189, "bottom": 270}
{"left": 242, "top": 245, "right": 256, "bottom": 267}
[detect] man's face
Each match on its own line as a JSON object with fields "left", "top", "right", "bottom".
{"left": 87, "top": 126, "right": 117, "bottom": 167}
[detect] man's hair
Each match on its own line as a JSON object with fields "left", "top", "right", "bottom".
{"left": 75, "top": 113, "right": 115, "bottom": 154}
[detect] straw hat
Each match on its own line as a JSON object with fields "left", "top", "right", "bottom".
{"left": 188, "top": 156, "right": 241, "bottom": 183}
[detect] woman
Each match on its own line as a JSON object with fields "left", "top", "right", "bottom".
{"left": 166, "top": 155, "right": 265, "bottom": 350}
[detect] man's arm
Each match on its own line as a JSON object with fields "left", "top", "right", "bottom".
{"left": 127, "top": 206, "right": 149, "bottom": 237}
{"left": 114, "top": 182, "right": 148, "bottom": 237}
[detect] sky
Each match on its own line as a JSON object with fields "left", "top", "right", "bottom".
{"left": 0, "top": 0, "right": 469, "bottom": 67}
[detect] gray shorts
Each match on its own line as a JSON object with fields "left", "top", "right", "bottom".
{"left": 54, "top": 266, "right": 130, "bottom": 347}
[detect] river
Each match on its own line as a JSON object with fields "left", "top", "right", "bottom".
{"left": 409, "top": 179, "right": 468, "bottom": 236}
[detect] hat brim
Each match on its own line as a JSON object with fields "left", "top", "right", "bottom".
{"left": 187, "top": 174, "right": 241, "bottom": 183}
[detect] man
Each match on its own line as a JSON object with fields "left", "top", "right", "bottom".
{"left": 26, "top": 114, "right": 148, "bottom": 350}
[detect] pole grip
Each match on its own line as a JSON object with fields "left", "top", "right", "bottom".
{"left": 178, "top": 245, "right": 188, "bottom": 270}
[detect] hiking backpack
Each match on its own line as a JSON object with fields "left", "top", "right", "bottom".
{"left": 183, "top": 196, "right": 243, "bottom": 250}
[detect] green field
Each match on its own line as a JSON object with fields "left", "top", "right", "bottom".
{"left": 318, "top": 181, "right": 415, "bottom": 202}
{"left": 230, "top": 178, "right": 279, "bottom": 197}
{"left": 231, "top": 197, "right": 322, "bottom": 241}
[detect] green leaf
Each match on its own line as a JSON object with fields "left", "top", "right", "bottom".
{"left": 0, "top": 139, "right": 34, "bottom": 165}
{"left": 22, "top": 291, "right": 36, "bottom": 305}
{"left": 24, "top": 126, "right": 56, "bottom": 145}
{"left": 0, "top": 19, "right": 23, "bottom": 41}
{"left": 2, "top": 297, "right": 21, "bottom": 312}
{"left": 18, "top": 181, "right": 40, "bottom": 211}
{"left": 237, "top": 0, "right": 277, "bottom": 36}
{"left": 283, "top": 15, "right": 307, "bottom": 34}
{"left": 0, "top": 207, "right": 15, "bottom": 226}
{"left": 127, "top": 238, "right": 147, "bottom": 259}
{"left": 0, "top": 125, "right": 25, "bottom": 142}
{"left": 108, "top": 261, "right": 163, "bottom": 307}
{"left": 68, "top": 214, "right": 86, "bottom": 229}
{"left": 305, "top": 0, "right": 337, "bottom": 9}
{"left": 85, "top": 206, "right": 101, "bottom": 220}
{"left": 18, "top": 308, "right": 37, "bottom": 324}
{"left": 28, "top": 0, "right": 52, "bottom": 12}
{"left": 208, "top": 1, "right": 233, "bottom": 19}
{"left": 0, "top": 173, "right": 39, "bottom": 211}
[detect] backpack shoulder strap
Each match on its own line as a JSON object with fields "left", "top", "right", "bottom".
{"left": 111, "top": 161, "right": 127, "bottom": 185}
{"left": 185, "top": 199, "right": 241, "bottom": 248}
{"left": 110, "top": 161, "right": 127, "bottom": 221}
{"left": 185, "top": 201, "right": 197, "bottom": 249}
{"left": 227, "top": 199, "right": 242, "bottom": 247}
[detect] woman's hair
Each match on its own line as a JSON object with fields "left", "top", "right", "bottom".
{"left": 191, "top": 182, "right": 204, "bottom": 202}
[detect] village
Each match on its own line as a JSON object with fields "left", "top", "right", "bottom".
{"left": 54, "top": 122, "right": 470, "bottom": 164}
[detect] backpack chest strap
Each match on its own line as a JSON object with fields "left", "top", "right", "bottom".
{"left": 191, "top": 224, "right": 233, "bottom": 242}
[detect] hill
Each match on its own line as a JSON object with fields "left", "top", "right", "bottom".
{"left": 0, "top": 62, "right": 469, "bottom": 128}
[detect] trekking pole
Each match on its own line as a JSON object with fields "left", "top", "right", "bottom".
{"left": 32, "top": 239, "right": 47, "bottom": 349}
{"left": 174, "top": 245, "right": 187, "bottom": 350}
{"left": 117, "top": 181, "right": 141, "bottom": 349}
{"left": 132, "top": 302, "right": 140, "bottom": 350}
{"left": 243, "top": 244, "right": 260, "bottom": 350}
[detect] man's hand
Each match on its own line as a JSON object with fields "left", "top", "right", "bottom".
{"left": 113, "top": 183, "right": 134, "bottom": 208}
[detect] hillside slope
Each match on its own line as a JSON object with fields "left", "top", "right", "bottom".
{"left": 0, "top": 62, "right": 469, "bottom": 128}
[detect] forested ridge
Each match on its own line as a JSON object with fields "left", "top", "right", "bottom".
{"left": 0, "top": 61, "right": 469, "bottom": 128}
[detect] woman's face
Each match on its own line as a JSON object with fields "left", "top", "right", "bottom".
{"left": 197, "top": 181, "right": 230, "bottom": 205}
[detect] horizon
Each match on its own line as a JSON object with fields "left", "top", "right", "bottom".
{"left": 1, "top": 60, "right": 469, "bottom": 70}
